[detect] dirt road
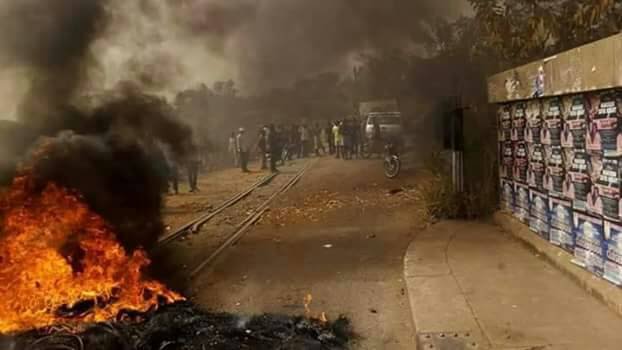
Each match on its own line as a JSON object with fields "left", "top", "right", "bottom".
{"left": 182, "top": 156, "right": 425, "bottom": 349}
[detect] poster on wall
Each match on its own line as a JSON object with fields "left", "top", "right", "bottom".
{"left": 549, "top": 197, "right": 574, "bottom": 252}
{"left": 513, "top": 142, "right": 528, "bottom": 183}
{"left": 544, "top": 145, "right": 566, "bottom": 197}
{"left": 586, "top": 90, "right": 622, "bottom": 156}
{"left": 500, "top": 179, "right": 515, "bottom": 212}
{"left": 500, "top": 141, "right": 514, "bottom": 179}
{"left": 542, "top": 97, "right": 563, "bottom": 146}
{"left": 525, "top": 100, "right": 542, "bottom": 144}
{"left": 563, "top": 150, "right": 592, "bottom": 211}
{"left": 604, "top": 221, "right": 622, "bottom": 286}
{"left": 587, "top": 157, "right": 622, "bottom": 222}
{"left": 572, "top": 212, "right": 606, "bottom": 276}
{"left": 561, "top": 94, "right": 589, "bottom": 150}
{"left": 498, "top": 105, "right": 512, "bottom": 142}
{"left": 514, "top": 182, "right": 530, "bottom": 224}
{"left": 529, "top": 189, "right": 550, "bottom": 240}
{"left": 511, "top": 102, "right": 526, "bottom": 141}
{"left": 527, "top": 143, "right": 546, "bottom": 190}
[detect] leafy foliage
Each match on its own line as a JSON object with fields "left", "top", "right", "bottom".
{"left": 468, "top": 0, "right": 622, "bottom": 66}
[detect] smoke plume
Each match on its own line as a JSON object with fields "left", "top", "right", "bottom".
{"left": 0, "top": 1, "right": 194, "bottom": 255}
{"left": 160, "top": 0, "right": 470, "bottom": 91}
{"left": 0, "top": 0, "right": 109, "bottom": 132}
{"left": 85, "top": 0, "right": 471, "bottom": 94}
{"left": 22, "top": 89, "right": 193, "bottom": 251}
{"left": 0, "top": 0, "right": 470, "bottom": 251}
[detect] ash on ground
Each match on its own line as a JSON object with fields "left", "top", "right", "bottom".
{"left": 4, "top": 302, "right": 353, "bottom": 350}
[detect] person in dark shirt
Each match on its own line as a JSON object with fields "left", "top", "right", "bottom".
{"left": 327, "top": 121, "right": 335, "bottom": 155}
{"left": 342, "top": 118, "right": 353, "bottom": 160}
{"left": 352, "top": 117, "right": 361, "bottom": 159}
{"left": 257, "top": 127, "right": 268, "bottom": 170}
{"left": 187, "top": 148, "right": 201, "bottom": 193}
{"left": 167, "top": 158, "right": 179, "bottom": 195}
{"left": 237, "top": 128, "right": 250, "bottom": 173}
{"left": 267, "top": 124, "right": 279, "bottom": 173}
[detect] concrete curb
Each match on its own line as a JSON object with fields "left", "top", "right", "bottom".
{"left": 493, "top": 211, "right": 622, "bottom": 319}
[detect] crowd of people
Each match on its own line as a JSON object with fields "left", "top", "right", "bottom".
{"left": 228, "top": 117, "right": 380, "bottom": 174}
{"left": 160, "top": 117, "right": 382, "bottom": 196}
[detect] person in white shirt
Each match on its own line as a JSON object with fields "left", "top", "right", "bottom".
{"left": 299, "top": 124, "right": 310, "bottom": 158}
{"left": 332, "top": 121, "right": 343, "bottom": 159}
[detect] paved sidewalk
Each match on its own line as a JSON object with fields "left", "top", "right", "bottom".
{"left": 404, "top": 221, "right": 622, "bottom": 350}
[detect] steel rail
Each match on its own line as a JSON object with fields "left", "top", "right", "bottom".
{"left": 157, "top": 172, "right": 278, "bottom": 246}
{"left": 189, "top": 160, "right": 314, "bottom": 278}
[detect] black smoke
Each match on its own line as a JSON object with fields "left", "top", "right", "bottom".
{"left": 162, "top": 0, "right": 470, "bottom": 91}
{"left": 21, "top": 90, "right": 194, "bottom": 252}
{"left": 0, "top": 0, "right": 195, "bottom": 255}
{"left": 0, "top": 0, "right": 109, "bottom": 133}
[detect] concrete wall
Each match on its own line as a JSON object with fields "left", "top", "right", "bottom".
{"left": 488, "top": 33, "right": 622, "bottom": 103}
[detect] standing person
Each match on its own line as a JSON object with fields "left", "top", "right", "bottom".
{"left": 284, "top": 125, "right": 294, "bottom": 162}
{"left": 299, "top": 124, "right": 310, "bottom": 158}
{"left": 162, "top": 146, "right": 179, "bottom": 195}
{"left": 296, "top": 124, "right": 302, "bottom": 158}
{"left": 312, "top": 123, "right": 321, "bottom": 156}
{"left": 168, "top": 160, "right": 179, "bottom": 195}
{"left": 360, "top": 117, "right": 368, "bottom": 154}
{"left": 352, "top": 117, "right": 361, "bottom": 159}
{"left": 327, "top": 121, "right": 335, "bottom": 155}
{"left": 237, "top": 128, "right": 250, "bottom": 173}
{"left": 274, "top": 124, "right": 285, "bottom": 166}
{"left": 319, "top": 123, "right": 328, "bottom": 156}
{"left": 158, "top": 145, "right": 177, "bottom": 195}
{"left": 228, "top": 132, "right": 238, "bottom": 167}
{"left": 373, "top": 118, "right": 382, "bottom": 141}
{"left": 333, "top": 121, "right": 343, "bottom": 159}
{"left": 257, "top": 127, "right": 268, "bottom": 170}
{"left": 342, "top": 118, "right": 352, "bottom": 160}
{"left": 267, "top": 124, "right": 279, "bottom": 173}
{"left": 187, "top": 148, "right": 201, "bottom": 193}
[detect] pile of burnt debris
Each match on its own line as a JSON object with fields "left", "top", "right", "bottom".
{"left": 2, "top": 302, "right": 353, "bottom": 350}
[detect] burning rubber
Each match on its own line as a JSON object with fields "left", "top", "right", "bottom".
{"left": 3, "top": 301, "right": 353, "bottom": 350}
{"left": 0, "top": 159, "right": 347, "bottom": 349}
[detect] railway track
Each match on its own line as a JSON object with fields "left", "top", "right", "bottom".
{"left": 154, "top": 160, "right": 315, "bottom": 280}
{"left": 189, "top": 160, "right": 314, "bottom": 278}
{"left": 157, "top": 172, "right": 278, "bottom": 246}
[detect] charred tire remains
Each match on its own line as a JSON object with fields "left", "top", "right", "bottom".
{"left": 5, "top": 301, "right": 353, "bottom": 350}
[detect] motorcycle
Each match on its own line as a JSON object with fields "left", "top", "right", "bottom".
{"left": 383, "top": 140, "right": 401, "bottom": 178}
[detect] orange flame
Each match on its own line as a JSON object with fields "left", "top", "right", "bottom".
{"left": 0, "top": 175, "right": 182, "bottom": 334}
{"left": 303, "top": 294, "right": 328, "bottom": 324}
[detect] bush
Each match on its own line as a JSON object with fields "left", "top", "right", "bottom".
{"left": 417, "top": 150, "right": 497, "bottom": 221}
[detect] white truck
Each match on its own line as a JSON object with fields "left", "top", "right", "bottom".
{"left": 359, "top": 99, "right": 403, "bottom": 141}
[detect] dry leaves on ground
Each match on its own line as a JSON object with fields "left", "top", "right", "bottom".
{"left": 263, "top": 187, "right": 419, "bottom": 227}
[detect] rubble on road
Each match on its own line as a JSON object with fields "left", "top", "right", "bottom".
{"left": 7, "top": 301, "right": 353, "bottom": 350}
{"left": 263, "top": 186, "right": 418, "bottom": 227}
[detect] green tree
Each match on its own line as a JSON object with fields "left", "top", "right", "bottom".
{"left": 468, "top": 0, "right": 622, "bottom": 67}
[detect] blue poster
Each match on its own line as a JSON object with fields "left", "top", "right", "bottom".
{"left": 604, "top": 221, "right": 622, "bottom": 286}
{"left": 549, "top": 197, "right": 574, "bottom": 252}
{"left": 514, "top": 182, "right": 530, "bottom": 224}
{"left": 573, "top": 212, "right": 606, "bottom": 277}
{"left": 529, "top": 189, "right": 549, "bottom": 222}
{"left": 501, "top": 179, "right": 514, "bottom": 212}
{"left": 529, "top": 218, "right": 550, "bottom": 240}
{"left": 529, "top": 189, "right": 550, "bottom": 239}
